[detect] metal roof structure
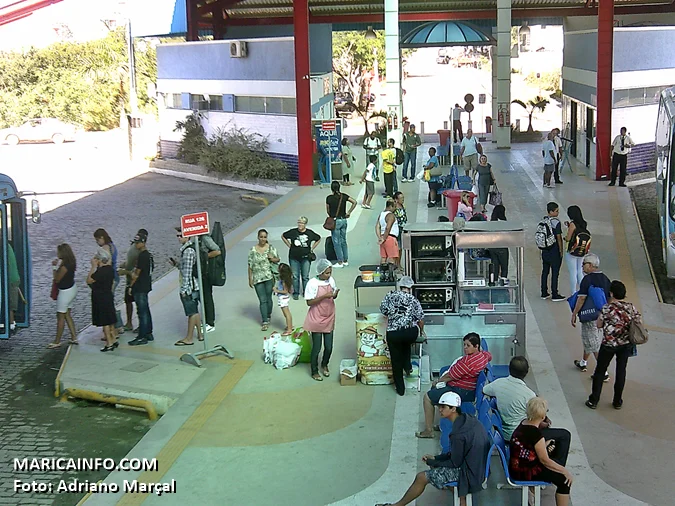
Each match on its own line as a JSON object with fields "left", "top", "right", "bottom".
{"left": 399, "top": 20, "right": 495, "bottom": 47}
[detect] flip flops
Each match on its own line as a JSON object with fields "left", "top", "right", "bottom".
{"left": 174, "top": 340, "right": 194, "bottom": 346}
{"left": 312, "top": 374, "right": 323, "bottom": 382}
{"left": 47, "top": 343, "right": 61, "bottom": 349}
{"left": 415, "top": 430, "right": 434, "bottom": 439}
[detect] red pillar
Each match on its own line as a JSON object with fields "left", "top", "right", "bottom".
{"left": 293, "top": 0, "right": 313, "bottom": 186}
{"left": 595, "top": 0, "right": 614, "bottom": 180}
{"left": 186, "top": 0, "right": 199, "bottom": 42}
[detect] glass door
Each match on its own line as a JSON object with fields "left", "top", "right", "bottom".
{"left": 0, "top": 206, "right": 8, "bottom": 339}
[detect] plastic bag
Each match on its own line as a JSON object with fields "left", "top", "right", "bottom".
{"left": 274, "top": 340, "right": 301, "bottom": 370}
{"left": 263, "top": 332, "right": 282, "bottom": 364}
{"left": 340, "top": 359, "right": 357, "bottom": 379}
{"left": 291, "top": 327, "right": 312, "bottom": 363}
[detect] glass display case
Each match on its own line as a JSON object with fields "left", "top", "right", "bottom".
{"left": 402, "top": 222, "right": 526, "bottom": 372}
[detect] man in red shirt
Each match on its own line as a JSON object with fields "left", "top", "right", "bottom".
{"left": 416, "top": 333, "right": 491, "bottom": 438}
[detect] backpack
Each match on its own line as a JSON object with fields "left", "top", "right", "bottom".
{"left": 535, "top": 217, "right": 556, "bottom": 250}
{"left": 395, "top": 148, "right": 404, "bottom": 165}
{"left": 207, "top": 221, "right": 227, "bottom": 286}
{"left": 569, "top": 228, "right": 592, "bottom": 257}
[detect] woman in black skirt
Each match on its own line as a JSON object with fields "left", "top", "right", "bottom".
{"left": 87, "top": 248, "right": 118, "bottom": 352}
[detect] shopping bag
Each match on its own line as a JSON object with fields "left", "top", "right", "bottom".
{"left": 291, "top": 327, "right": 312, "bottom": 363}
{"left": 274, "top": 340, "right": 301, "bottom": 370}
{"left": 262, "top": 332, "right": 282, "bottom": 364}
{"left": 488, "top": 186, "right": 502, "bottom": 206}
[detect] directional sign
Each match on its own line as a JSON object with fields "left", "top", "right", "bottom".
{"left": 321, "top": 120, "right": 336, "bottom": 130}
{"left": 181, "top": 212, "right": 210, "bottom": 237}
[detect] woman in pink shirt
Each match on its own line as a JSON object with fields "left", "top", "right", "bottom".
{"left": 416, "top": 333, "right": 492, "bottom": 438}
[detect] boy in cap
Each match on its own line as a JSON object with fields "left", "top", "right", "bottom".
{"left": 128, "top": 232, "right": 154, "bottom": 345}
{"left": 376, "top": 392, "right": 490, "bottom": 506}
{"left": 118, "top": 228, "right": 148, "bottom": 332}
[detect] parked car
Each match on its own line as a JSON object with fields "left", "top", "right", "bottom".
{"left": 436, "top": 49, "right": 450, "bottom": 64}
{"left": 0, "top": 118, "right": 78, "bottom": 145}
{"left": 335, "top": 92, "right": 356, "bottom": 117}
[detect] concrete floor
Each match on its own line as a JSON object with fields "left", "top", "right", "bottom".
{"left": 73, "top": 141, "right": 674, "bottom": 506}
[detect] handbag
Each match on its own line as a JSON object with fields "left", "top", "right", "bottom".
{"left": 474, "top": 137, "right": 483, "bottom": 155}
{"left": 323, "top": 193, "right": 344, "bottom": 231}
{"left": 628, "top": 318, "right": 648, "bottom": 345}
{"left": 50, "top": 282, "right": 59, "bottom": 301}
{"left": 488, "top": 185, "right": 502, "bottom": 206}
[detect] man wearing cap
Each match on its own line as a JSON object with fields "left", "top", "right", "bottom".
{"left": 379, "top": 276, "right": 425, "bottom": 395}
{"left": 128, "top": 232, "right": 153, "bottom": 346}
{"left": 376, "top": 391, "right": 490, "bottom": 506}
{"left": 401, "top": 124, "right": 421, "bottom": 183}
{"left": 118, "top": 228, "right": 148, "bottom": 332}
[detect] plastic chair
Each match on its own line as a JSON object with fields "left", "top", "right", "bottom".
{"left": 480, "top": 338, "right": 489, "bottom": 352}
{"left": 476, "top": 371, "right": 488, "bottom": 399}
{"left": 477, "top": 399, "right": 492, "bottom": 438}
{"left": 442, "top": 443, "right": 495, "bottom": 506}
{"left": 490, "top": 411, "right": 504, "bottom": 438}
{"left": 493, "top": 431, "right": 551, "bottom": 506}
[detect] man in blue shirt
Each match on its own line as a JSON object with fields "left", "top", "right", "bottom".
{"left": 540, "top": 202, "right": 565, "bottom": 301}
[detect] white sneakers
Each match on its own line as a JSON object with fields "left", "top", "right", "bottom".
{"left": 333, "top": 263, "right": 344, "bottom": 269}
{"left": 205, "top": 324, "right": 215, "bottom": 333}
{"left": 361, "top": 204, "right": 371, "bottom": 209}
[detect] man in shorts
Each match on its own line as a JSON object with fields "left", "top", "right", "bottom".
{"left": 376, "top": 199, "right": 400, "bottom": 265}
{"left": 570, "top": 253, "right": 611, "bottom": 381}
{"left": 174, "top": 231, "right": 203, "bottom": 346}
{"left": 118, "top": 228, "right": 148, "bottom": 332}
{"left": 459, "top": 129, "right": 479, "bottom": 177}
{"left": 376, "top": 392, "right": 490, "bottom": 506}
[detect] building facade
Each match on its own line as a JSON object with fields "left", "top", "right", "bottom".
{"left": 156, "top": 28, "right": 334, "bottom": 180}
{"left": 562, "top": 22, "right": 675, "bottom": 174}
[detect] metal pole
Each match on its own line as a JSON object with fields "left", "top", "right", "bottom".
{"left": 194, "top": 236, "right": 207, "bottom": 349}
{"left": 126, "top": 19, "right": 138, "bottom": 115}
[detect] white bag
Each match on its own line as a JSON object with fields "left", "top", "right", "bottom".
{"left": 340, "top": 359, "right": 357, "bottom": 379}
{"left": 274, "top": 340, "right": 301, "bottom": 370}
{"left": 262, "top": 332, "right": 282, "bottom": 364}
{"left": 415, "top": 169, "right": 425, "bottom": 181}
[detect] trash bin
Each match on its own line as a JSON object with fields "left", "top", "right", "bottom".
{"left": 437, "top": 129, "right": 451, "bottom": 148}
{"left": 485, "top": 116, "right": 492, "bottom": 134}
{"left": 442, "top": 189, "right": 476, "bottom": 221}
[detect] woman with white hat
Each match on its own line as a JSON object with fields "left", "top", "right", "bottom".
{"left": 304, "top": 259, "right": 340, "bottom": 381}
{"left": 380, "top": 276, "right": 425, "bottom": 396}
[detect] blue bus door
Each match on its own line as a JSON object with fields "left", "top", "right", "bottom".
{"left": 7, "top": 200, "right": 30, "bottom": 328}
{"left": 0, "top": 206, "right": 8, "bottom": 339}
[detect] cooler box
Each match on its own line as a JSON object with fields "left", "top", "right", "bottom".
{"left": 443, "top": 190, "right": 475, "bottom": 221}
{"left": 437, "top": 129, "right": 451, "bottom": 147}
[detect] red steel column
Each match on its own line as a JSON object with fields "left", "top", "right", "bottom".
{"left": 595, "top": 0, "right": 614, "bottom": 180}
{"left": 293, "top": 0, "right": 313, "bottom": 185}
{"left": 186, "top": 0, "right": 199, "bottom": 42}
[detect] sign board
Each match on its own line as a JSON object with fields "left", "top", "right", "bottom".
{"left": 181, "top": 212, "right": 210, "bottom": 237}
{"left": 314, "top": 119, "right": 342, "bottom": 163}
{"left": 478, "top": 94, "right": 486, "bottom": 104}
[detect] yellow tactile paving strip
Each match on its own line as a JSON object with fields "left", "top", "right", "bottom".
{"left": 608, "top": 190, "right": 641, "bottom": 313}
{"left": 116, "top": 360, "right": 252, "bottom": 506}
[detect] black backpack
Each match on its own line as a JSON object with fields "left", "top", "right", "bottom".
{"left": 207, "top": 221, "right": 227, "bottom": 286}
{"left": 395, "top": 148, "right": 404, "bottom": 165}
{"left": 569, "top": 228, "right": 592, "bottom": 257}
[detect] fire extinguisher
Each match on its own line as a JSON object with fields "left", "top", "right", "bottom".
{"left": 387, "top": 113, "right": 393, "bottom": 131}
{"left": 393, "top": 112, "right": 399, "bottom": 130}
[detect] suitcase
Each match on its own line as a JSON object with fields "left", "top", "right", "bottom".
{"left": 325, "top": 236, "right": 337, "bottom": 261}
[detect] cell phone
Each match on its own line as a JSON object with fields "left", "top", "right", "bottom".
{"left": 169, "top": 257, "right": 177, "bottom": 266}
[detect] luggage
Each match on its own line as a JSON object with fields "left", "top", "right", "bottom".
{"left": 325, "top": 236, "right": 337, "bottom": 262}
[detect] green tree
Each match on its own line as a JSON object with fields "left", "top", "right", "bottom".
{"left": 512, "top": 96, "right": 550, "bottom": 133}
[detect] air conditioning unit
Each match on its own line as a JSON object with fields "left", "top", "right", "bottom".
{"left": 230, "top": 41, "right": 248, "bottom": 58}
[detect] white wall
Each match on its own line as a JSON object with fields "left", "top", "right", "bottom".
{"left": 612, "top": 104, "right": 658, "bottom": 144}
{"left": 157, "top": 79, "right": 295, "bottom": 98}
{"left": 159, "top": 108, "right": 298, "bottom": 155}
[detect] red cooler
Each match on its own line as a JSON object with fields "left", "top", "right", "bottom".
{"left": 437, "top": 129, "right": 451, "bottom": 148}
{"left": 443, "top": 189, "right": 475, "bottom": 220}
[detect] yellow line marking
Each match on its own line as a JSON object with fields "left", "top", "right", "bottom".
{"left": 116, "top": 361, "right": 252, "bottom": 506}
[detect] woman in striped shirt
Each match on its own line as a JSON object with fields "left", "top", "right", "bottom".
{"left": 416, "top": 333, "right": 492, "bottom": 438}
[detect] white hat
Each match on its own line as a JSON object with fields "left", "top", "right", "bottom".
{"left": 316, "top": 258, "right": 333, "bottom": 275}
{"left": 438, "top": 391, "right": 462, "bottom": 408}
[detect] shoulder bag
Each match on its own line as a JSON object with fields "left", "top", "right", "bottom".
{"left": 475, "top": 136, "right": 483, "bottom": 155}
{"left": 488, "top": 185, "right": 502, "bottom": 206}
{"left": 628, "top": 306, "right": 648, "bottom": 345}
{"left": 323, "top": 193, "right": 344, "bottom": 231}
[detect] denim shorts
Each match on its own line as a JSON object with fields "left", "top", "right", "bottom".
{"left": 180, "top": 291, "right": 200, "bottom": 317}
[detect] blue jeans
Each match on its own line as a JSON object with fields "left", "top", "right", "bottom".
{"left": 133, "top": 291, "right": 153, "bottom": 338}
{"left": 254, "top": 279, "right": 274, "bottom": 323}
{"left": 403, "top": 151, "right": 417, "bottom": 179}
{"left": 331, "top": 218, "right": 349, "bottom": 263}
{"left": 290, "top": 258, "right": 311, "bottom": 298}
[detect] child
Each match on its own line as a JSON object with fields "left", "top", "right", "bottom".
{"left": 273, "top": 263, "right": 294, "bottom": 335}
{"left": 359, "top": 154, "right": 377, "bottom": 209}
{"left": 456, "top": 191, "right": 473, "bottom": 219}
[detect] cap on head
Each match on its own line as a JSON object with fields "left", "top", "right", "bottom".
{"left": 132, "top": 233, "right": 147, "bottom": 244}
{"left": 316, "top": 258, "right": 332, "bottom": 275}
{"left": 438, "top": 392, "right": 462, "bottom": 408}
{"left": 398, "top": 275, "right": 414, "bottom": 288}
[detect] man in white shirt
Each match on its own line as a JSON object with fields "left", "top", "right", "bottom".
{"left": 552, "top": 128, "right": 564, "bottom": 185}
{"left": 609, "top": 126, "right": 634, "bottom": 187}
{"left": 542, "top": 131, "right": 557, "bottom": 188}
{"left": 452, "top": 103, "right": 465, "bottom": 143}
{"left": 363, "top": 131, "right": 382, "bottom": 182}
{"left": 483, "top": 356, "right": 572, "bottom": 466}
{"left": 459, "top": 129, "right": 480, "bottom": 177}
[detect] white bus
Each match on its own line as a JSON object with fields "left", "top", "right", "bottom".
{"left": 655, "top": 87, "right": 675, "bottom": 278}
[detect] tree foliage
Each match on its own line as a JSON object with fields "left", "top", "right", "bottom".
{"left": 0, "top": 28, "right": 157, "bottom": 131}
{"left": 512, "top": 96, "right": 550, "bottom": 133}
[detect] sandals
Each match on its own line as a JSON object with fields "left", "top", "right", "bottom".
{"left": 68, "top": 340, "right": 79, "bottom": 345}
{"left": 282, "top": 330, "right": 293, "bottom": 336}
{"left": 261, "top": 323, "right": 269, "bottom": 332}
{"left": 312, "top": 374, "right": 323, "bottom": 382}
{"left": 321, "top": 367, "right": 330, "bottom": 378}
{"left": 198, "top": 336, "right": 204, "bottom": 342}
{"left": 47, "top": 342, "right": 61, "bottom": 349}
{"left": 174, "top": 340, "right": 194, "bottom": 346}
{"left": 415, "top": 430, "right": 435, "bottom": 439}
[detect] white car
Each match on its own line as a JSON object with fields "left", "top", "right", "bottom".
{"left": 0, "top": 118, "right": 78, "bottom": 145}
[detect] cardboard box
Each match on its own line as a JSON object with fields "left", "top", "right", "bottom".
{"left": 340, "top": 359, "right": 357, "bottom": 386}
{"left": 340, "top": 373, "right": 357, "bottom": 386}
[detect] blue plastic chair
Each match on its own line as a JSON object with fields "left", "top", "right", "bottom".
{"left": 493, "top": 431, "right": 551, "bottom": 506}
{"left": 490, "top": 411, "right": 504, "bottom": 438}
{"left": 481, "top": 338, "right": 489, "bottom": 352}
{"left": 442, "top": 442, "right": 495, "bottom": 506}
{"left": 477, "top": 399, "right": 492, "bottom": 439}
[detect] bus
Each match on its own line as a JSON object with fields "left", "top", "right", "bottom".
{"left": 655, "top": 88, "right": 675, "bottom": 279}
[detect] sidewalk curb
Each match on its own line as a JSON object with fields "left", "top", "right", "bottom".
{"left": 149, "top": 167, "right": 295, "bottom": 196}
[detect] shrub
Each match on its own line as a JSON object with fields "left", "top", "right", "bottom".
{"left": 174, "top": 112, "right": 207, "bottom": 165}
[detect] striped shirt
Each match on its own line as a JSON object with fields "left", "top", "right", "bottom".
{"left": 483, "top": 376, "right": 536, "bottom": 440}
{"left": 444, "top": 350, "right": 492, "bottom": 391}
